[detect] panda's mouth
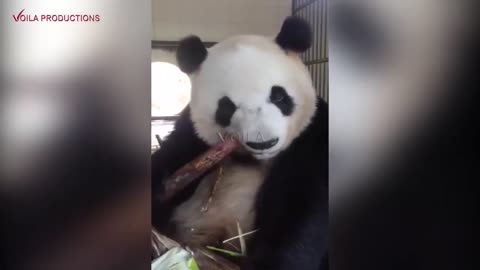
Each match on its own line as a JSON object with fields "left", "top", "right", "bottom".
{"left": 244, "top": 138, "right": 281, "bottom": 160}
{"left": 245, "top": 138, "right": 279, "bottom": 151}
{"left": 217, "top": 132, "right": 280, "bottom": 159}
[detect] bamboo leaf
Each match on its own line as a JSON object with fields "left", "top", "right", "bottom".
{"left": 206, "top": 246, "right": 244, "bottom": 257}
{"left": 187, "top": 258, "right": 200, "bottom": 270}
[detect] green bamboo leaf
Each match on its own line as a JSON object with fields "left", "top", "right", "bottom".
{"left": 187, "top": 258, "right": 200, "bottom": 270}
{"left": 206, "top": 246, "right": 244, "bottom": 257}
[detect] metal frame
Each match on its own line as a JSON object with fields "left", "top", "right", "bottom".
{"left": 151, "top": 115, "right": 180, "bottom": 121}
{"left": 293, "top": 0, "right": 319, "bottom": 14}
{"left": 151, "top": 40, "right": 216, "bottom": 51}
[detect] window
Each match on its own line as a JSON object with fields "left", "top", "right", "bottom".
{"left": 151, "top": 62, "right": 191, "bottom": 150}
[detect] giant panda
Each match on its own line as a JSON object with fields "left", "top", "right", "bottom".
{"left": 152, "top": 17, "right": 328, "bottom": 270}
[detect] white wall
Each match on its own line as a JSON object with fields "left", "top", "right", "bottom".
{"left": 152, "top": 0, "right": 291, "bottom": 42}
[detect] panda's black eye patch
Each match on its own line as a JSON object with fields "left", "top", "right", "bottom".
{"left": 270, "top": 86, "right": 294, "bottom": 116}
{"left": 215, "top": 96, "right": 237, "bottom": 127}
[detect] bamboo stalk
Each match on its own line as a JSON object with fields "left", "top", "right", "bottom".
{"left": 161, "top": 137, "right": 240, "bottom": 202}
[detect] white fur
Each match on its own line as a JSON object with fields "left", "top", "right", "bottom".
{"left": 189, "top": 35, "right": 317, "bottom": 160}
{"left": 172, "top": 159, "right": 268, "bottom": 246}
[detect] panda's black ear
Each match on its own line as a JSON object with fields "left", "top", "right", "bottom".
{"left": 176, "top": 35, "right": 208, "bottom": 74}
{"left": 275, "top": 16, "right": 312, "bottom": 53}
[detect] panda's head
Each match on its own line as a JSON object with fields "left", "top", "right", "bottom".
{"left": 176, "top": 17, "right": 316, "bottom": 160}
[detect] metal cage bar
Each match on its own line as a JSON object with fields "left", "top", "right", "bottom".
{"left": 292, "top": 0, "right": 328, "bottom": 102}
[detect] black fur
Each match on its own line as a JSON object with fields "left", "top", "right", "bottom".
{"left": 276, "top": 16, "right": 312, "bottom": 52}
{"left": 151, "top": 107, "right": 209, "bottom": 230}
{"left": 215, "top": 96, "right": 237, "bottom": 127}
{"left": 270, "top": 86, "right": 295, "bottom": 116}
{"left": 151, "top": 99, "right": 328, "bottom": 270}
{"left": 244, "top": 98, "right": 328, "bottom": 270}
{"left": 176, "top": 35, "right": 208, "bottom": 74}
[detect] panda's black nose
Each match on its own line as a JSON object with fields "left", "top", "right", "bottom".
{"left": 246, "top": 138, "right": 279, "bottom": 150}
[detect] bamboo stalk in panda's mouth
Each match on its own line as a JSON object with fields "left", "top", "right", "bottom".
{"left": 161, "top": 136, "right": 241, "bottom": 203}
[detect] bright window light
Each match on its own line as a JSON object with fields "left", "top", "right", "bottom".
{"left": 151, "top": 62, "right": 191, "bottom": 116}
{"left": 151, "top": 62, "right": 191, "bottom": 150}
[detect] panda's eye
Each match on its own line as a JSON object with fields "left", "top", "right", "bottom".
{"left": 215, "top": 96, "right": 237, "bottom": 127}
{"left": 270, "top": 88, "right": 285, "bottom": 102}
{"left": 270, "top": 86, "right": 294, "bottom": 116}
